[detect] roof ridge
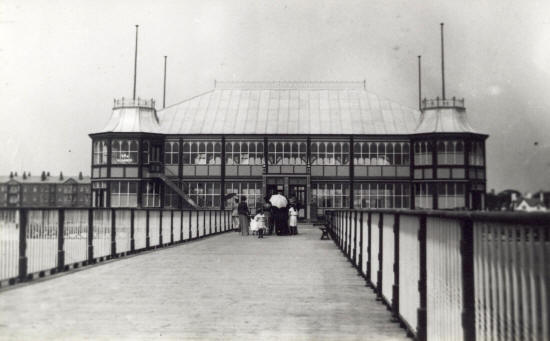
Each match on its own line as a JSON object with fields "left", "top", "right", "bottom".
{"left": 214, "top": 81, "right": 366, "bottom": 90}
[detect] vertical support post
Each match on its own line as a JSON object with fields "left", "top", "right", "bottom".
{"left": 133, "top": 25, "right": 139, "bottom": 100}
{"left": 392, "top": 213, "right": 400, "bottom": 320}
{"left": 441, "top": 22, "right": 446, "bottom": 100}
{"left": 203, "top": 211, "right": 206, "bottom": 236}
{"left": 170, "top": 210, "right": 174, "bottom": 244}
{"left": 461, "top": 218, "right": 476, "bottom": 341}
{"left": 188, "top": 211, "right": 192, "bottom": 240}
{"left": 18, "top": 209, "right": 28, "bottom": 281}
{"left": 377, "top": 213, "right": 383, "bottom": 299}
{"left": 57, "top": 208, "right": 65, "bottom": 272}
{"left": 159, "top": 210, "right": 163, "bottom": 246}
{"left": 209, "top": 210, "right": 212, "bottom": 235}
{"left": 87, "top": 208, "right": 94, "bottom": 264}
{"left": 145, "top": 210, "right": 150, "bottom": 249}
{"left": 348, "top": 210, "right": 353, "bottom": 258}
{"left": 196, "top": 210, "right": 199, "bottom": 239}
{"left": 417, "top": 214, "right": 428, "bottom": 341}
{"left": 358, "top": 211, "right": 364, "bottom": 276}
{"left": 111, "top": 209, "right": 116, "bottom": 258}
{"left": 366, "top": 212, "right": 372, "bottom": 284}
{"left": 130, "top": 209, "right": 135, "bottom": 251}
{"left": 353, "top": 211, "right": 358, "bottom": 266}
{"left": 180, "top": 210, "right": 183, "bottom": 242}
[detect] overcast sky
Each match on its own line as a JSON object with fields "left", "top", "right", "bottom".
{"left": 1, "top": 0, "right": 549, "bottom": 193}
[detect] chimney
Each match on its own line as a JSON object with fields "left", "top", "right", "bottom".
{"left": 28, "top": 172, "right": 31, "bottom": 177}
{"left": 9, "top": 171, "right": 13, "bottom": 179}
{"left": 78, "top": 171, "right": 83, "bottom": 180}
{"left": 41, "top": 171, "right": 46, "bottom": 181}
{"left": 59, "top": 172, "right": 64, "bottom": 180}
{"left": 47, "top": 171, "right": 50, "bottom": 177}
{"left": 14, "top": 172, "right": 18, "bottom": 177}
{"left": 22, "top": 172, "right": 27, "bottom": 180}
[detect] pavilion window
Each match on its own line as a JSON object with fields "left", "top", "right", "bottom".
{"left": 111, "top": 139, "right": 139, "bottom": 164}
{"left": 110, "top": 181, "right": 138, "bottom": 207}
{"left": 93, "top": 140, "right": 108, "bottom": 165}
{"left": 142, "top": 181, "right": 160, "bottom": 207}
{"left": 267, "top": 141, "right": 305, "bottom": 165}
{"left": 414, "top": 141, "right": 433, "bottom": 166}
{"left": 415, "top": 183, "right": 434, "bottom": 209}
{"left": 224, "top": 182, "right": 262, "bottom": 213}
{"left": 311, "top": 183, "right": 350, "bottom": 208}
{"left": 353, "top": 183, "right": 410, "bottom": 209}
{"left": 142, "top": 141, "right": 150, "bottom": 164}
{"left": 182, "top": 141, "right": 222, "bottom": 165}
{"left": 182, "top": 182, "right": 221, "bottom": 208}
{"left": 437, "top": 140, "right": 465, "bottom": 165}
{"left": 469, "top": 141, "right": 484, "bottom": 166}
{"left": 164, "top": 141, "right": 179, "bottom": 165}
{"left": 225, "top": 141, "right": 263, "bottom": 165}
{"left": 438, "top": 182, "right": 466, "bottom": 209}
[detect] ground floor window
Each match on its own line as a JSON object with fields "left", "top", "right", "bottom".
{"left": 225, "top": 182, "right": 263, "bottom": 213}
{"left": 353, "top": 183, "right": 410, "bottom": 209}
{"left": 182, "top": 182, "right": 221, "bottom": 208}
{"left": 311, "top": 183, "right": 350, "bottom": 209}
{"left": 415, "top": 183, "right": 434, "bottom": 209}
{"left": 142, "top": 182, "right": 161, "bottom": 207}
{"left": 110, "top": 181, "right": 138, "bottom": 207}
{"left": 437, "top": 182, "right": 466, "bottom": 209}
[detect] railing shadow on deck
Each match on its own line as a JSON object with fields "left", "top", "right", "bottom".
{"left": 0, "top": 208, "right": 234, "bottom": 288}
{"left": 325, "top": 209, "right": 549, "bottom": 341}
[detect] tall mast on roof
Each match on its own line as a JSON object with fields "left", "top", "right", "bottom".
{"left": 418, "top": 55, "right": 422, "bottom": 111}
{"left": 163, "top": 56, "right": 167, "bottom": 108}
{"left": 133, "top": 25, "right": 139, "bottom": 100}
{"left": 440, "top": 22, "right": 446, "bottom": 100}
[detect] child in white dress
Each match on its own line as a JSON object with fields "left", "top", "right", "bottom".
{"left": 288, "top": 205, "right": 298, "bottom": 235}
{"left": 253, "top": 209, "right": 267, "bottom": 239}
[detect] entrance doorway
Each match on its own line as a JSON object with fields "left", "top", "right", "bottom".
{"left": 289, "top": 184, "right": 306, "bottom": 219}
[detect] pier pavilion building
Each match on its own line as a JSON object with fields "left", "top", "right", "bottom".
{"left": 89, "top": 81, "right": 487, "bottom": 219}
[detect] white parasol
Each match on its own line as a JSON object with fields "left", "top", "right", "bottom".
{"left": 269, "top": 194, "right": 288, "bottom": 209}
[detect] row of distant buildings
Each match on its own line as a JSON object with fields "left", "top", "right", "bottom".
{"left": 486, "top": 189, "right": 549, "bottom": 212}
{"left": 0, "top": 172, "right": 91, "bottom": 208}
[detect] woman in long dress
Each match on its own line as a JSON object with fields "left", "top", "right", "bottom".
{"left": 289, "top": 205, "right": 298, "bottom": 235}
{"left": 238, "top": 196, "right": 250, "bottom": 236}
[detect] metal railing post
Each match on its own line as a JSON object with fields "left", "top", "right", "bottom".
{"left": 111, "top": 209, "right": 116, "bottom": 258}
{"left": 57, "top": 208, "right": 65, "bottom": 272}
{"left": 180, "top": 210, "right": 183, "bottom": 242}
{"left": 461, "top": 217, "right": 476, "bottom": 341}
{"left": 353, "top": 211, "right": 357, "bottom": 266}
{"left": 87, "top": 208, "right": 94, "bottom": 264}
{"left": 359, "top": 211, "right": 364, "bottom": 275}
{"left": 366, "top": 211, "right": 372, "bottom": 285}
{"left": 209, "top": 210, "right": 212, "bottom": 235}
{"left": 348, "top": 211, "right": 353, "bottom": 258}
{"left": 170, "top": 210, "right": 174, "bottom": 244}
{"left": 188, "top": 211, "right": 192, "bottom": 240}
{"left": 18, "top": 208, "right": 28, "bottom": 282}
{"left": 392, "top": 213, "right": 400, "bottom": 320}
{"left": 377, "top": 213, "right": 383, "bottom": 299}
{"left": 145, "top": 210, "right": 150, "bottom": 249}
{"left": 417, "top": 214, "right": 427, "bottom": 341}
{"left": 203, "top": 211, "right": 206, "bottom": 236}
{"left": 196, "top": 211, "right": 199, "bottom": 239}
{"left": 159, "top": 210, "right": 163, "bottom": 246}
{"left": 130, "top": 209, "right": 135, "bottom": 252}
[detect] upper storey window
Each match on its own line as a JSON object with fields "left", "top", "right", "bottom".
{"left": 353, "top": 142, "right": 409, "bottom": 166}
{"left": 268, "top": 141, "right": 306, "bottom": 165}
{"left": 164, "top": 141, "right": 179, "bottom": 165}
{"left": 111, "top": 139, "right": 138, "bottom": 164}
{"left": 182, "top": 141, "right": 222, "bottom": 165}
{"left": 437, "top": 140, "right": 465, "bottom": 165}
{"left": 311, "top": 142, "right": 349, "bottom": 166}
{"left": 469, "top": 141, "right": 484, "bottom": 166}
{"left": 414, "top": 142, "right": 433, "bottom": 166}
{"left": 93, "top": 140, "right": 108, "bottom": 165}
{"left": 227, "top": 141, "right": 264, "bottom": 165}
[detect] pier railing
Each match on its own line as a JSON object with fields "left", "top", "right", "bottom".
{"left": 0, "top": 208, "right": 233, "bottom": 287}
{"left": 325, "top": 209, "right": 549, "bottom": 341}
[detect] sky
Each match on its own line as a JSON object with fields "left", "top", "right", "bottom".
{"left": 1, "top": 0, "right": 549, "bottom": 193}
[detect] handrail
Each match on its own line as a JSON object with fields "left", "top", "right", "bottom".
{"left": 0, "top": 207, "right": 234, "bottom": 287}
{"left": 325, "top": 208, "right": 549, "bottom": 341}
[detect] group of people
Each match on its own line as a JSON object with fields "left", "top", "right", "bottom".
{"left": 232, "top": 196, "right": 299, "bottom": 238}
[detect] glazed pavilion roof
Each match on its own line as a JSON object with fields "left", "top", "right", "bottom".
{"left": 157, "top": 81, "right": 421, "bottom": 135}
{"left": 95, "top": 81, "right": 483, "bottom": 136}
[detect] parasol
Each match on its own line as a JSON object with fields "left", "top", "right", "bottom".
{"left": 269, "top": 194, "right": 288, "bottom": 209}
{"left": 224, "top": 193, "right": 238, "bottom": 200}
